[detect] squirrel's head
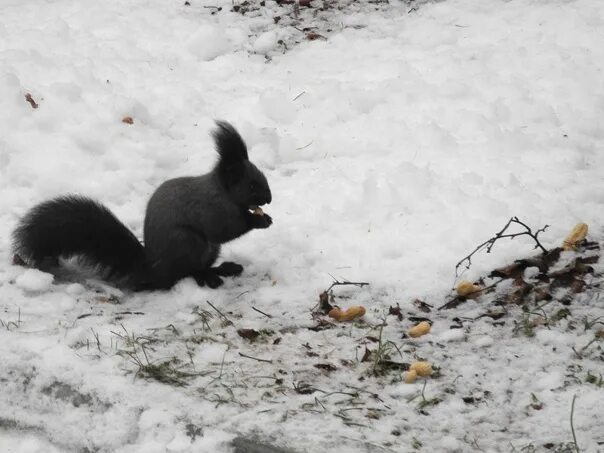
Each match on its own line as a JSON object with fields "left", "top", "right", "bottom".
{"left": 212, "top": 121, "right": 272, "bottom": 211}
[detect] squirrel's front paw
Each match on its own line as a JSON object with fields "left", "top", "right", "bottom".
{"left": 249, "top": 212, "right": 272, "bottom": 229}
{"left": 194, "top": 271, "right": 224, "bottom": 289}
{"left": 256, "top": 213, "right": 272, "bottom": 229}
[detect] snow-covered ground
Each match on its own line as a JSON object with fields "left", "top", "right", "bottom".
{"left": 1, "top": 0, "right": 604, "bottom": 451}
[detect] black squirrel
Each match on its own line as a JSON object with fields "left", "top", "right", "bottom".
{"left": 11, "top": 121, "right": 273, "bottom": 290}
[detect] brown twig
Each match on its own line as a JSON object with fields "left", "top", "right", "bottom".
{"left": 238, "top": 352, "right": 273, "bottom": 363}
{"left": 326, "top": 275, "right": 369, "bottom": 293}
{"left": 252, "top": 306, "right": 272, "bottom": 318}
{"left": 455, "top": 217, "right": 549, "bottom": 276}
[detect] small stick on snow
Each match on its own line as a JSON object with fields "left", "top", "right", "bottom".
{"left": 252, "top": 306, "right": 272, "bottom": 318}
{"left": 206, "top": 300, "right": 232, "bottom": 325}
{"left": 296, "top": 141, "right": 313, "bottom": 150}
{"left": 570, "top": 394, "right": 580, "bottom": 453}
{"left": 238, "top": 352, "right": 273, "bottom": 363}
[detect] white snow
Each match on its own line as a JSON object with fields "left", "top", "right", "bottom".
{"left": 1, "top": 0, "right": 604, "bottom": 451}
{"left": 253, "top": 31, "right": 279, "bottom": 54}
{"left": 15, "top": 269, "right": 54, "bottom": 292}
{"left": 437, "top": 328, "right": 466, "bottom": 343}
{"left": 65, "top": 283, "right": 86, "bottom": 295}
{"left": 187, "top": 25, "right": 234, "bottom": 61}
{"left": 474, "top": 335, "right": 494, "bottom": 348}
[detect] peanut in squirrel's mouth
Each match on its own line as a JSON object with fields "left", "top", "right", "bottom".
{"left": 248, "top": 206, "right": 264, "bottom": 215}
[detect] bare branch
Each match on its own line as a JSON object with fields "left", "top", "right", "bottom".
{"left": 326, "top": 275, "right": 369, "bottom": 293}
{"left": 455, "top": 217, "right": 549, "bottom": 276}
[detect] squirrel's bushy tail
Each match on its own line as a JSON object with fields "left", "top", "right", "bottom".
{"left": 12, "top": 195, "right": 147, "bottom": 287}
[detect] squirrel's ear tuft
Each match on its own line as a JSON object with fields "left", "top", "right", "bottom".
{"left": 212, "top": 120, "right": 249, "bottom": 187}
{"left": 212, "top": 120, "right": 249, "bottom": 166}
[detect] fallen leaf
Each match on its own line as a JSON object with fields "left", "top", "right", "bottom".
{"left": 489, "top": 261, "right": 527, "bottom": 279}
{"left": 360, "top": 347, "right": 372, "bottom": 362}
{"left": 308, "top": 319, "right": 335, "bottom": 331}
{"left": 389, "top": 304, "right": 403, "bottom": 320}
{"left": 318, "top": 290, "right": 333, "bottom": 312}
{"left": 477, "top": 310, "right": 506, "bottom": 321}
{"left": 534, "top": 286, "right": 552, "bottom": 302}
{"left": 314, "top": 363, "right": 337, "bottom": 372}
{"left": 413, "top": 299, "right": 432, "bottom": 313}
{"left": 25, "top": 93, "right": 39, "bottom": 109}
{"left": 306, "top": 32, "right": 326, "bottom": 41}
{"left": 366, "top": 410, "right": 381, "bottom": 420}
{"left": 237, "top": 328, "right": 260, "bottom": 341}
